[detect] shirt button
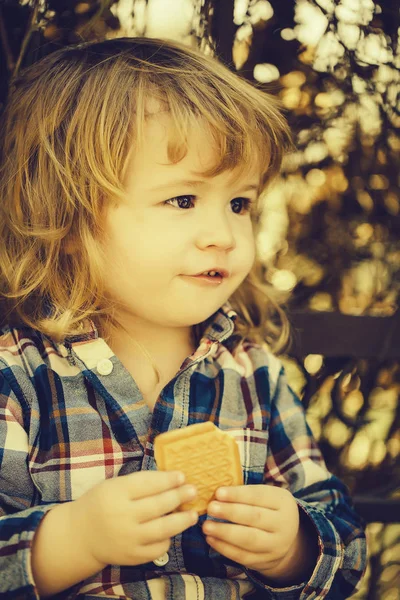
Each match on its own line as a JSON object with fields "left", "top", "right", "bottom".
{"left": 97, "top": 358, "right": 113, "bottom": 375}
{"left": 153, "top": 552, "right": 169, "bottom": 567}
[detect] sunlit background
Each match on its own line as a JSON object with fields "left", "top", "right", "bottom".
{"left": 0, "top": 1, "right": 399, "bottom": 597}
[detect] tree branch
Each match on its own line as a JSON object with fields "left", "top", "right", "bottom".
{"left": 12, "top": 0, "right": 41, "bottom": 80}
{"left": 0, "top": 6, "right": 15, "bottom": 74}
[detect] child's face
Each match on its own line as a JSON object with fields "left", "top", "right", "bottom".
{"left": 101, "top": 108, "right": 259, "bottom": 333}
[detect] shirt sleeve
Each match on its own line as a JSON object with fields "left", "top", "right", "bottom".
{"left": 0, "top": 362, "right": 58, "bottom": 599}
{"left": 244, "top": 362, "right": 367, "bottom": 599}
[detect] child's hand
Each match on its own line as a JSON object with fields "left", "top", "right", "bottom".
{"left": 69, "top": 471, "right": 198, "bottom": 569}
{"left": 203, "top": 485, "right": 303, "bottom": 579}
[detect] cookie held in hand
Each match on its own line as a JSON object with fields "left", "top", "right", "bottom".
{"left": 154, "top": 421, "right": 243, "bottom": 515}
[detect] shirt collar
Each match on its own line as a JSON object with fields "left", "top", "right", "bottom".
{"left": 63, "top": 301, "right": 238, "bottom": 349}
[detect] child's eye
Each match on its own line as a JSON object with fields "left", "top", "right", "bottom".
{"left": 164, "top": 195, "right": 254, "bottom": 215}
{"left": 165, "top": 195, "right": 196, "bottom": 210}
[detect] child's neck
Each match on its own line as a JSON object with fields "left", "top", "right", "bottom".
{"left": 98, "top": 317, "right": 196, "bottom": 387}
{"left": 104, "top": 328, "right": 196, "bottom": 412}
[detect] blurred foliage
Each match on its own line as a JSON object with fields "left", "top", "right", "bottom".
{"left": 0, "top": 1, "right": 399, "bottom": 598}
{"left": 281, "top": 352, "right": 400, "bottom": 598}
{"left": 230, "top": 0, "right": 400, "bottom": 319}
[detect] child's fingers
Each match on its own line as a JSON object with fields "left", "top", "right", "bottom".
{"left": 207, "top": 501, "right": 276, "bottom": 532}
{"left": 205, "top": 535, "right": 271, "bottom": 569}
{"left": 135, "top": 484, "right": 197, "bottom": 523}
{"left": 140, "top": 510, "right": 199, "bottom": 545}
{"left": 215, "top": 485, "right": 286, "bottom": 510}
{"left": 135, "top": 539, "right": 172, "bottom": 563}
{"left": 202, "top": 521, "right": 273, "bottom": 554}
{"left": 118, "top": 470, "right": 186, "bottom": 500}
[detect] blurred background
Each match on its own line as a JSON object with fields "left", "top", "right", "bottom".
{"left": 0, "top": 1, "right": 399, "bottom": 597}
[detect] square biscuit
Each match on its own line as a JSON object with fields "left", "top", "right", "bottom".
{"left": 154, "top": 421, "right": 243, "bottom": 515}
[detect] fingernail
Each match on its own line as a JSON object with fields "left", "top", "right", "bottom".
{"left": 186, "top": 485, "right": 197, "bottom": 498}
{"left": 208, "top": 502, "right": 221, "bottom": 514}
{"left": 176, "top": 472, "right": 185, "bottom": 485}
{"left": 204, "top": 521, "right": 215, "bottom": 532}
{"left": 216, "top": 488, "right": 227, "bottom": 499}
{"left": 190, "top": 511, "right": 198, "bottom": 523}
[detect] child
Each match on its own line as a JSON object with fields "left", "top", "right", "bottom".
{"left": 0, "top": 37, "right": 366, "bottom": 599}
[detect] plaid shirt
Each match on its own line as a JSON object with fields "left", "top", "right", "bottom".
{"left": 0, "top": 301, "right": 366, "bottom": 599}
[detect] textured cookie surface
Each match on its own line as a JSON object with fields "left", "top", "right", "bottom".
{"left": 154, "top": 421, "right": 243, "bottom": 515}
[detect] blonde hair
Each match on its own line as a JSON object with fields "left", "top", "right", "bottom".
{"left": 0, "top": 37, "right": 293, "bottom": 354}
